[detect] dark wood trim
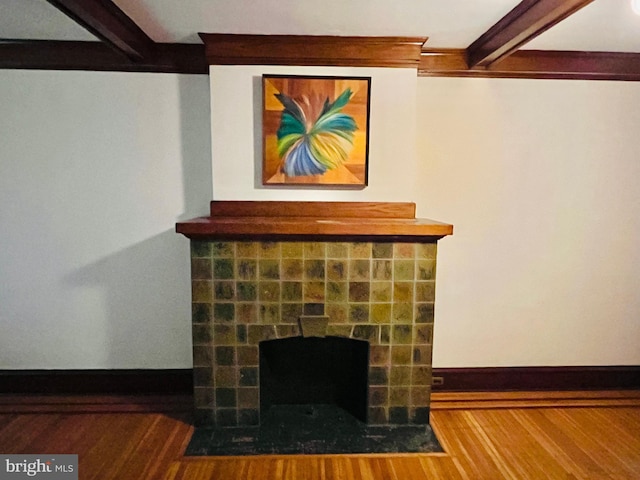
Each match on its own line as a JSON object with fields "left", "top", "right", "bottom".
{"left": 198, "top": 34, "right": 427, "bottom": 68}
{"left": 466, "top": 0, "right": 595, "bottom": 68}
{"left": 432, "top": 366, "right": 640, "bottom": 392}
{"left": 0, "top": 41, "right": 207, "bottom": 74}
{"left": 420, "top": 49, "right": 640, "bottom": 81}
{"left": 0, "top": 369, "right": 193, "bottom": 395}
{"left": 46, "top": 0, "right": 155, "bottom": 61}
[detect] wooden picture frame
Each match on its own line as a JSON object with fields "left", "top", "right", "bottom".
{"left": 262, "top": 75, "right": 371, "bottom": 186}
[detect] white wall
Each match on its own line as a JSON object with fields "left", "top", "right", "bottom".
{"left": 209, "top": 65, "right": 419, "bottom": 202}
{"left": 0, "top": 70, "right": 211, "bottom": 369}
{"left": 418, "top": 77, "right": 640, "bottom": 367}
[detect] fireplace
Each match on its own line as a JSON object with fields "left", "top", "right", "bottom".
{"left": 176, "top": 201, "right": 452, "bottom": 432}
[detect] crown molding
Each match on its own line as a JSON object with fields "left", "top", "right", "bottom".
{"left": 198, "top": 34, "right": 428, "bottom": 68}
{"left": 420, "top": 49, "right": 640, "bottom": 81}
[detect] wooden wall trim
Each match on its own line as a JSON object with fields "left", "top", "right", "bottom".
{"left": 198, "top": 34, "right": 427, "bottom": 68}
{"left": 420, "top": 49, "right": 640, "bottom": 81}
{"left": 0, "top": 41, "right": 208, "bottom": 74}
{"left": 432, "top": 366, "right": 640, "bottom": 392}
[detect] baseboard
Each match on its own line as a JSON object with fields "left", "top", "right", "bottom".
{"left": 432, "top": 366, "right": 640, "bottom": 392}
{"left": 0, "top": 369, "right": 192, "bottom": 396}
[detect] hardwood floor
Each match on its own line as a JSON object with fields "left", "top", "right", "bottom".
{"left": 0, "top": 391, "right": 638, "bottom": 479}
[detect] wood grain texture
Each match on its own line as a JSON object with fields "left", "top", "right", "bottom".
{"left": 177, "top": 201, "right": 452, "bottom": 240}
{"left": 198, "top": 34, "right": 427, "bottom": 68}
{"left": 0, "top": 392, "right": 638, "bottom": 479}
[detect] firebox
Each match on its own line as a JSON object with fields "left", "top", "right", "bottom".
{"left": 176, "top": 201, "right": 453, "bottom": 430}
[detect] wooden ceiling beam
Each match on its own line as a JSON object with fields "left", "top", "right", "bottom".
{"left": 45, "top": 0, "right": 155, "bottom": 61}
{"left": 420, "top": 49, "right": 640, "bottom": 81}
{"left": 466, "top": 0, "right": 595, "bottom": 68}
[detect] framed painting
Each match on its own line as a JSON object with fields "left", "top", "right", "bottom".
{"left": 262, "top": 75, "right": 371, "bottom": 186}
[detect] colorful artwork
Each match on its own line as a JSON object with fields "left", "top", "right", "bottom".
{"left": 262, "top": 75, "right": 370, "bottom": 186}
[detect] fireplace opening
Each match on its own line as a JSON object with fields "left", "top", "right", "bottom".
{"left": 259, "top": 336, "right": 369, "bottom": 423}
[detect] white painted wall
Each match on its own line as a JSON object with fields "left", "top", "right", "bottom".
{"left": 0, "top": 70, "right": 211, "bottom": 369}
{"left": 209, "top": 66, "right": 419, "bottom": 202}
{"left": 418, "top": 77, "right": 640, "bottom": 367}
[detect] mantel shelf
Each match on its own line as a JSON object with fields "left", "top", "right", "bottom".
{"left": 176, "top": 201, "right": 453, "bottom": 241}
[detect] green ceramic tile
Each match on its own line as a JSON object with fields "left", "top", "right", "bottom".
{"left": 304, "top": 242, "right": 326, "bottom": 259}
{"left": 326, "top": 282, "right": 347, "bottom": 302}
{"left": 212, "top": 242, "right": 234, "bottom": 258}
{"left": 393, "top": 282, "right": 413, "bottom": 303}
{"left": 214, "top": 303, "right": 235, "bottom": 322}
{"left": 258, "top": 282, "right": 280, "bottom": 302}
{"left": 259, "top": 242, "right": 280, "bottom": 258}
{"left": 281, "top": 259, "right": 303, "bottom": 280}
{"left": 325, "top": 304, "right": 348, "bottom": 324}
{"left": 215, "top": 388, "right": 236, "bottom": 407}
{"left": 327, "top": 260, "right": 347, "bottom": 281}
{"left": 393, "top": 243, "right": 415, "bottom": 259}
{"left": 214, "top": 366, "right": 237, "bottom": 387}
{"left": 215, "top": 346, "right": 235, "bottom": 366}
{"left": 192, "top": 281, "right": 213, "bottom": 303}
{"left": 326, "top": 242, "right": 348, "bottom": 258}
{"left": 276, "top": 325, "right": 300, "bottom": 338}
{"left": 216, "top": 409, "right": 237, "bottom": 427}
{"left": 237, "top": 282, "right": 257, "bottom": 301}
{"left": 389, "top": 407, "right": 409, "bottom": 424}
{"left": 415, "top": 303, "right": 435, "bottom": 323}
{"left": 303, "top": 282, "right": 325, "bottom": 302}
{"left": 352, "top": 325, "right": 378, "bottom": 342}
{"left": 282, "top": 282, "right": 302, "bottom": 301}
{"left": 281, "top": 242, "right": 304, "bottom": 258}
{"left": 326, "top": 324, "right": 353, "bottom": 338}
{"left": 191, "top": 241, "right": 211, "bottom": 258}
{"left": 259, "top": 260, "right": 280, "bottom": 280}
{"left": 236, "top": 325, "right": 247, "bottom": 343}
{"left": 237, "top": 346, "right": 259, "bottom": 366}
{"left": 213, "top": 325, "right": 237, "bottom": 345}
{"left": 281, "top": 303, "right": 303, "bottom": 323}
{"left": 213, "top": 259, "right": 234, "bottom": 279}
{"left": 236, "top": 303, "right": 258, "bottom": 324}
{"left": 192, "top": 303, "right": 212, "bottom": 323}
{"left": 392, "top": 303, "right": 413, "bottom": 323}
{"left": 349, "top": 304, "right": 369, "bottom": 323}
{"left": 371, "top": 282, "right": 392, "bottom": 302}
{"left": 415, "top": 282, "right": 435, "bottom": 302}
{"left": 194, "top": 387, "right": 215, "bottom": 408}
{"left": 416, "top": 243, "right": 437, "bottom": 259}
{"left": 390, "top": 366, "right": 412, "bottom": 385}
{"left": 369, "top": 386, "right": 388, "bottom": 406}
{"left": 410, "top": 407, "right": 430, "bottom": 424}
{"left": 392, "top": 325, "right": 412, "bottom": 344}
{"left": 372, "top": 260, "right": 392, "bottom": 281}
{"left": 370, "top": 303, "right": 391, "bottom": 324}
{"left": 389, "top": 387, "right": 410, "bottom": 406}
{"left": 380, "top": 325, "right": 390, "bottom": 344}
{"left": 248, "top": 325, "right": 277, "bottom": 344}
{"left": 369, "top": 345, "right": 390, "bottom": 365}
{"left": 236, "top": 242, "right": 258, "bottom": 258}
{"left": 192, "top": 324, "right": 213, "bottom": 345}
{"left": 193, "top": 367, "right": 213, "bottom": 387}
{"left": 348, "top": 282, "right": 370, "bottom": 302}
{"left": 304, "top": 260, "right": 325, "bottom": 280}
{"left": 391, "top": 346, "right": 413, "bottom": 365}
{"left": 411, "top": 366, "right": 432, "bottom": 386}
{"left": 410, "top": 386, "right": 431, "bottom": 406}
{"left": 368, "top": 366, "right": 389, "bottom": 385}
{"left": 237, "top": 260, "right": 257, "bottom": 280}
{"left": 214, "top": 281, "right": 235, "bottom": 300}
{"left": 349, "top": 260, "right": 371, "bottom": 280}
{"left": 191, "top": 258, "right": 212, "bottom": 279}
{"left": 349, "top": 242, "right": 371, "bottom": 259}
{"left": 394, "top": 260, "right": 415, "bottom": 281}
{"left": 368, "top": 407, "right": 388, "bottom": 424}
{"left": 193, "top": 345, "right": 213, "bottom": 367}
{"left": 259, "top": 304, "right": 280, "bottom": 324}
{"left": 239, "top": 367, "right": 258, "bottom": 386}
{"left": 416, "top": 259, "right": 436, "bottom": 280}
{"left": 413, "top": 345, "right": 432, "bottom": 365}
{"left": 372, "top": 243, "right": 393, "bottom": 259}
{"left": 237, "top": 387, "right": 259, "bottom": 408}
{"left": 414, "top": 324, "right": 433, "bottom": 345}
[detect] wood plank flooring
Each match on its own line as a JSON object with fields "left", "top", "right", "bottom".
{"left": 0, "top": 391, "right": 638, "bottom": 479}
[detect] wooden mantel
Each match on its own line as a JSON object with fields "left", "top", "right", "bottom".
{"left": 176, "top": 201, "right": 453, "bottom": 241}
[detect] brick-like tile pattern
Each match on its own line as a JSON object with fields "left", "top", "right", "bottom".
{"left": 190, "top": 241, "right": 437, "bottom": 427}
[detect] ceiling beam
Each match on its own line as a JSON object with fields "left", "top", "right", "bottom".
{"left": 420, "top": 49, "right": 640, "bottom": 81}
{"left": 45, "top": 0, "right": 155, "bottom": 61}
{"left": 466, "top": 0, "right": 595, "bottom": 68}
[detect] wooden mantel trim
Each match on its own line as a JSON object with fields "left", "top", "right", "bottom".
{"left": 176, "top": 201, "right": 453, "bottom": 240}
{"left": 198, "top": 34, "right": 428, "bottom": 68}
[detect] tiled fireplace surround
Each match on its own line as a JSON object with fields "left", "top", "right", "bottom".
{"left": 177, "top": 201, "right": 452, "bottom": 428}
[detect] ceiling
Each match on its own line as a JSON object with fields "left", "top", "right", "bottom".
{"left": 1, "top": 0, "right": 640, "bottom": 78}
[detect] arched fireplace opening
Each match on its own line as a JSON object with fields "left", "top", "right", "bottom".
{"left": 259, "top": 336, "right": 369, "bottom": 423}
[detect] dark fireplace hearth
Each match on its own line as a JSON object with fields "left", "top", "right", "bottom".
{"left": 176, "top": 201, "right": 452, "bottom": 454}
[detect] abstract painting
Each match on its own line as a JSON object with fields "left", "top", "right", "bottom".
{"left": 262, "top": 75, "right": 370, "bottom": 186}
